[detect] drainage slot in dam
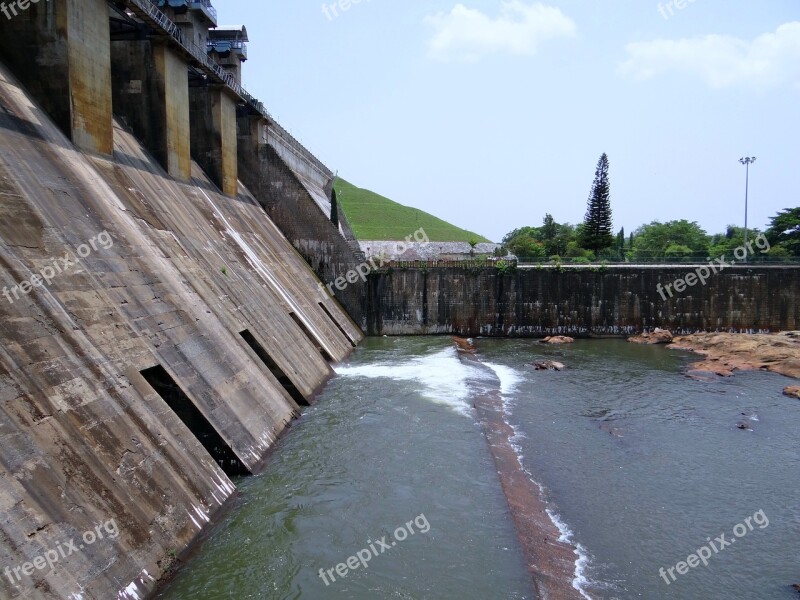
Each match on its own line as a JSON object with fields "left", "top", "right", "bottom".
{"left": 318, "top": 302, "right": 357, "bottom": 347}
{"left": 140, "top": 365, "right": 251, "bottom": 477}
{"left": 239, "top": 329, "right": 310, "bottom": 407}
{"left": 289, "top": 312, "right": 334, "bottom": 362}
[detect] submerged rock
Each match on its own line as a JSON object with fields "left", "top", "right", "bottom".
{"left": 453, "top": 336, "right": 476, "bottom": 354}
{"left": 541, "top": 336, "right": 574, "bottom": 344}
{"left": 533, "top": 360, "right": 565, "bottom": 371}
{"left": 628, "top": 328, "right": 673, "bottom": 344}
{"left": 784, "top": 386, "right": 800, "bottom": 399}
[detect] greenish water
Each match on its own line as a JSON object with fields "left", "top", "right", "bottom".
{"left": 158, "top": 338, "right": 799, "bottom": 599}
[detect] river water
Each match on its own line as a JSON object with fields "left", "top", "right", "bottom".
{"left": 157, "top": 338, "right": 799, "bottom": 599}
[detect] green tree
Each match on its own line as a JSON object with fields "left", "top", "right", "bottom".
{"left": 508, "top": 235, "right": 546, "bottom": 258}
{"left": 541, "top": 214, "right": 558, "bottom": 253}
{"left": 502, "top": 219, "right": 579, "bottom": 259}
{"left": 330, "top": 188, "right": 340, "bottom": 227}
{"left": 765, "top": 208, "right": 800, "bottom": 256}
{"left": 664, "top": 244, "right": 693, "bottom": 261}
{"left": 707, "top": 225, "right": 763, "bottom": 258}
{"left": 580, "top": 153, "right": 614, "bottom": 255}
{"left": 630, "top": 220, "right": 710, "bottom": 260}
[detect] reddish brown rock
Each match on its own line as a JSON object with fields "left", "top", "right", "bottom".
{"left": 784, "top": 386, "right": 800, "bottom": 399}
{"left": 628, "top": 328, "right": 673, "bottom": 345}
{"left": 541, "top": 336, "right": 574, "bottom": 344}
{"left": 669, "top": 332, "right": 800, "bottom": 380}
{"left": 453, "top": 336, "right": 477, "bottom": 354}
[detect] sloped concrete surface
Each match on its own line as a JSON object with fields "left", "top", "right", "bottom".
{"left": 0, "top": 61, "right": 361, "bottom": 599}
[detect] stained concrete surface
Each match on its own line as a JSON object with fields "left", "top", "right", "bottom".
{"left": 0, "top": 60, "right": 361, "bottom": 600}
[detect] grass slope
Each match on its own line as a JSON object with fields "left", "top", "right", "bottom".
{"left": 334, "top": 178, "right": 491, "bottom": 242}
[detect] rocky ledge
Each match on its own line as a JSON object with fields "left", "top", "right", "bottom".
{"left": 668, "top": 332, "right": 800, "bottom": 379}
{"left": 783, "top": 386, "right": 800, "bottom": 399}
{"left": 627, "top": 328, "right": 673, "bottom": 345}
{"left": 540, "top": 336, "right": 574, "bottom": 344}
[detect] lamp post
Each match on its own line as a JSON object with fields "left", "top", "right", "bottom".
{"left": 739, "top": 157, "right": 756, "bottom": 262}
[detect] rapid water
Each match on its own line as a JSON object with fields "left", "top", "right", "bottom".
{"left": 157, "top": 338, "right": 799, "bottom": 599}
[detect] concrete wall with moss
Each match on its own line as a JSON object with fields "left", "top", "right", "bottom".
{"left": 364, "top": 265, "right": 800, "bottom": 336}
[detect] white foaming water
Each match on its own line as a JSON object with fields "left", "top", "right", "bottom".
{"left": 482, "top": 362, "right": 523, "bottom": 395}
{"left": 483, "top": 362, "right": 529, "bottom": 458}
{"left": 484, "top": 361, "right": 595, "bottom": 600}
{"left": 335, "top": 347, "right": 476, "bottom": 416}
{"left": 546, "top": 509, "right": 594, "bottom": 600}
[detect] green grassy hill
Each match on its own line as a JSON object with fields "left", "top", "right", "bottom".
{"left": 334, "top": 178, "right": 491, "bottom": 242}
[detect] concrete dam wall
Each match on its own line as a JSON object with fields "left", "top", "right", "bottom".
{"left": 0, "top": 2, "right": 364, "bottom": 599}
{"left": 364, "top": 266, "right": 800, "bottom": 336}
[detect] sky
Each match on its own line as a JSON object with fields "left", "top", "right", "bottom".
{"left": 219, "top": 1, "right": 800, "bottom": 242}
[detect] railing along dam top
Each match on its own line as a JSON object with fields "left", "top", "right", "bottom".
{"left": 122, "top": 0, "right": 333, "bottom": 182}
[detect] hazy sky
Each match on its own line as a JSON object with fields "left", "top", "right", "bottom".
{"left": 220, "top": 1, "right": 799, "bottom": 242}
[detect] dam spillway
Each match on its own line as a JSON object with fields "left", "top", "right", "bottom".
{"left": 0, "top": 2, "right": 364, "bottom": 598}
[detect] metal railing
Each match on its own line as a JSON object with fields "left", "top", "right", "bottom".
{"left": 381, "top": 258, "right": 514, "bottom": 270}
{"left": 516, "top": 256, "right": 800, "bottom": 265}
{"left": 124, "top": 0, "right": 332, "bottom": 179}
{"left": 207, "top": 40, "right": 248, "bottom": 57}
{"left": 189, "top": 0, "right": 217, "bottom": 24}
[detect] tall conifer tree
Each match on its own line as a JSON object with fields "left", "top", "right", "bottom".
{"left": 581, "top": 153, "right": 614, "bottom": 255}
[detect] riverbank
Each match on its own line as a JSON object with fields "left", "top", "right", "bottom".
{"left": 668, "top": 331, "right": 800, "bottom": 379}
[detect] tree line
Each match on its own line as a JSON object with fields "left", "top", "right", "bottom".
{"left": 501, "top": 153, "right": 799, "bottom": 262}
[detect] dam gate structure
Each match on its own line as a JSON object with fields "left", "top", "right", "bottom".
{"left": 0, "top": 1, "right": 364, "bottom": 598}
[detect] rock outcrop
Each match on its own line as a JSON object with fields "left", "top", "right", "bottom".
{"left": 669, "top": 332, "right": 800, "bottom": 379}
{"left": 541, "top": 336, "right": 574, "bottom": 344}
{"left": 628, "top": 328, "right": 673, "bottom": 344}
{"left": 453, "top": 336, "right": 477, "bottom": 354}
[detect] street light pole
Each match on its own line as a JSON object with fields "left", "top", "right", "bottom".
{"left": 739, "top": 156, "right": 756, "bottom": 262}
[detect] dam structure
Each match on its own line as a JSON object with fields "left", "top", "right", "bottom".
{"left": 1, "top": 1, "right": 798, "bottom": 599}
{"left": 364, "top": 264, "right": 800, "bottom": 336}
{"left": 0, "top": 1, "right": 363, "bottom": 598}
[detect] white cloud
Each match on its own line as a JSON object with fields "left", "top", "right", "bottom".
{"left": 619, "top": 22, "right": 800, "bottom": 89}
{"left": 424, "top": 1, "right": 577, "bottom": 62}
